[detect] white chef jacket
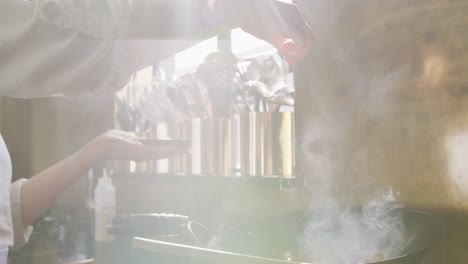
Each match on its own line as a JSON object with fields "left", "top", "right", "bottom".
{"left": 0, "top": 0, "right": 201, "bottom": 98}
{"left": 0, "top": 0, "right": 134, "bottom": 98}
{"left": 0, "top": 135, "right": 33, "bottom": 260}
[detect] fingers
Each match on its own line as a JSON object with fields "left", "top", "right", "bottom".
{"left": 106, "top": 130, "right": 143, "bottom": 145}
{"left": 100, "top": 130, "right": 191, "bottom": 161}
{"left": 127, "top": 144, "right": 191, "bottom": 161}
{"left": 138, "top": 139, "right": 191, "bottom": 149}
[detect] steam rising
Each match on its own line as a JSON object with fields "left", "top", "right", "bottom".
{"left": 301, "top": 188, "right": 411, "bottom": 264}
{"left": 294, "top": 1, "right": 416, "bottom": 262}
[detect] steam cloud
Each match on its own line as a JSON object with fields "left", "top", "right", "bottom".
{"left": 294, "top": 1, "right": 415, "bottom": 262}
{"left": 300, "top": 188, "right": 412, "bottom": 264}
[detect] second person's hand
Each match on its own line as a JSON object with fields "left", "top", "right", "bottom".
{"left": 238, "top": 0, "right": 315, "bottom": 65}
{"left": 82, "top": 130, "right": 191, "bottom": 162}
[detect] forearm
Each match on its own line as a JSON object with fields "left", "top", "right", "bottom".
{"left": 119, "top": 0, "right": 305, "bottom": 70}
{"left": 20, "top": 146, "right": 100, "bottom": 227}
{"left": 118, "top": 0, "right": 246, "bottom": 71}
{"left": 18, "top": 129, "right": 189, "bottom": 228}
{"left": 126, "top": 0, "right": 245, "bottom": 40}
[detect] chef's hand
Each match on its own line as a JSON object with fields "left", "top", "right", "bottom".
{"left": 21, "top": 129, "right": 190, "bottom": 229}
{"left": 83, "top": 130, "right": 190, "bottom": 161}
{"left": 238, "top": 0, "right": 315, "bottom": 65}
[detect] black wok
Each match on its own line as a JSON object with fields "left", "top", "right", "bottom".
{"left": 116, "top": 208, "right": 443, "bottom": 264}
{"left": 204, "top": 208, "right": 444, "bottom": 264}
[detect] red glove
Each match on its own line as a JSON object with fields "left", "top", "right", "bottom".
{"left": 239, "top": 1, "right": 315, "bottom": 65}
{"left": 271, "top": 36, "right": 313, "bottom": 66}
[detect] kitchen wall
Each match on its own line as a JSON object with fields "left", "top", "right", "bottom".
{"left": 1, "top": 96, "right": 114, "bottom": 208}
{"left": 294, "top": 0, "right": 468, "bottom": 262}
{"left": 1, "top": 98, "right": 34, "bottom": 182}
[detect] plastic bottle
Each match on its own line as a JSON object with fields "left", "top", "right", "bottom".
{"left": 94, "top": 169, "right": 116, "bottom": 242}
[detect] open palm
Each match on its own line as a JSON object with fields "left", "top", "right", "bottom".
{"left": 85, "top": 130, "right": 190, "bottom": 161}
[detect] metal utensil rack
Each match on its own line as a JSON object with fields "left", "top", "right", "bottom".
{"left": 111, "top": 51, "right": 296, "bottom": 182}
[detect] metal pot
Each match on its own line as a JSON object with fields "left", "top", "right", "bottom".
{"left": 240, "top": 112, "right": 294, "bottom": 177}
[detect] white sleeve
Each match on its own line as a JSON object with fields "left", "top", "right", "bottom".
{"left": 0, "top": 0, "right": 134, "bottom": 98}
{"left": 9, "top": 179, "right": 33, "bottom": 250}
{"left": 0, "top": 0, "right": 205, "bottom": 98}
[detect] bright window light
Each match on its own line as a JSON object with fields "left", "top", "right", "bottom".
{"left": 174, "top": 36, "right": 218, "bottom": 74}
{"left": 231, "top": 28, "right": 276, "bottom": 59}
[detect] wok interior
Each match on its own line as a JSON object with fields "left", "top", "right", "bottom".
{"left": 210, "top": 209, "right": 444, "bottom": 263}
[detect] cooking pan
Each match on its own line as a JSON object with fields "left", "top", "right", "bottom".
{"left": 131, "top": 208, "right": 444, "bottom": 264}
